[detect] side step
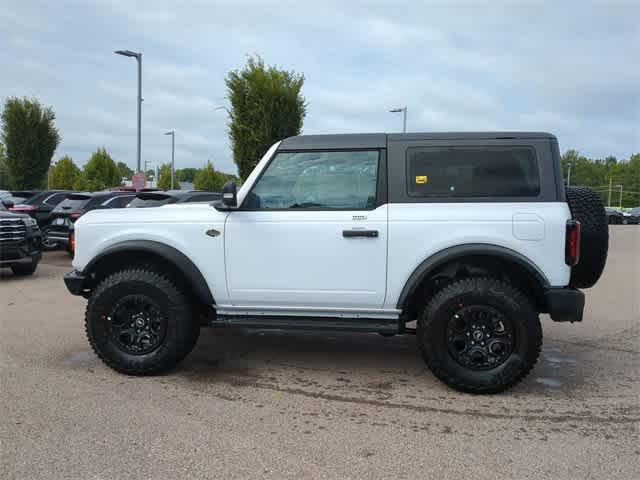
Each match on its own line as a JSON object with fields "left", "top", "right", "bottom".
{"left": 209, "top": 315, "right": 399, "bottom": 334}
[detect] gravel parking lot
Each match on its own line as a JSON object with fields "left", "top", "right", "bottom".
{"left": 1, "top": 227, "right": 638, "bottom": 480}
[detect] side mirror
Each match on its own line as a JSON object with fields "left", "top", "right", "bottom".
{"left": 222, "top": 182, "right": 238, "bottom": 207}
{"left": 2, "top": 199, "right": 14, "bottom": 209}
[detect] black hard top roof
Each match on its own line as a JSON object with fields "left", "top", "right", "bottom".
{"left": 280, "top": 132, "right": 556, "bottom": 150}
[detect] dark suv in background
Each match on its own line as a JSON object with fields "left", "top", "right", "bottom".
{"left": 7, "top": 190, "right": 71, "bottom": 249}
{"left": 47, "top": 191, "right": 136, "bottom": 250}
{"left": 0, "top": 200, "right": 42, "bottom": 276}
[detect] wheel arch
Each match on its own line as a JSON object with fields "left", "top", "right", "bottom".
{"left": 83, "top": 240, "right": 214, "bottom": 305}
{"left": 397, "top": 244, "right": 550, "bottom": 318}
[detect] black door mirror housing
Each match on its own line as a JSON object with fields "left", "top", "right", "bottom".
{"left": 222, "top": 182, "right": 238, "bottom": 207}
{"left": 2, "top": 198, "right": 14, "bottom": 209}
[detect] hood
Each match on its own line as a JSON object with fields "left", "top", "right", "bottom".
{"left": 76, "top": 202, "right": 224, "bottom": 226}
{"left": 0, "top": 210, "right": 28, "bottom": 219}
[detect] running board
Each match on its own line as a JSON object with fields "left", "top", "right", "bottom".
{"left": 209, "top": 315, "right": 399, "bottom": 334}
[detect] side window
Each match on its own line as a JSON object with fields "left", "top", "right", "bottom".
{"left": 245, "top": 150, "right": 379, "bottom": 209}
{"left": 407, "top": 146, "right": 540, "bottom": 197}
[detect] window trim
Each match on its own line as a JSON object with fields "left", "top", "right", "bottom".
{"left": 405, "top": 144, "right": 542, "bottom": 200}
{"left": 238, "top": 148, "right": 386, "bottom": 211}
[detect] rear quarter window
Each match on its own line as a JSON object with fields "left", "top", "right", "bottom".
{"left": 407, "top": 146, "right": 540, "bottom": 198}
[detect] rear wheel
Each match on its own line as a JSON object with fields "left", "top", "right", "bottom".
{"left": 40, "top": 226, "right": 59, "bottom": 251}
{"left": 418, "top": 278, "right": 541, "bottom": 394}
{"left": 85, "top": 268, "right": 200, "bottom": 375}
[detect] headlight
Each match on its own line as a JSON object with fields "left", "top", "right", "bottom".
{"left": 22, "top": 217, "right": 38, "bottom": 228}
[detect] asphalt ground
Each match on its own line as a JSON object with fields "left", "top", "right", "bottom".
{"left": 1, "top": 226, "right": 638, "bottom": 479}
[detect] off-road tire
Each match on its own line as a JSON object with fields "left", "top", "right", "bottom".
{"left": 566, "top": 186, "right": 608, "bottom": 288}
{"left": 85, "top": 268, "right": 200, "bottom": 375}
{"left": 418, "top": 278, "right": 542, "bottom": 394}
{"left": 11, "top": 259, "right": 39, "bottom": 276}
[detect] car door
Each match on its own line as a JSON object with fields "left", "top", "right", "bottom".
{"left": 225, "top": 149, "right": 388, "bottom": 310}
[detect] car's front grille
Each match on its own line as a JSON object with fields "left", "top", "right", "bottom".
{"left": 0, "top": 218, "right": 27, "bottom": 242}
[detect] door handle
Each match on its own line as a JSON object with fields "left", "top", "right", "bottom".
{"left": 342, "top": 229, "right": 378, "bottom": 238}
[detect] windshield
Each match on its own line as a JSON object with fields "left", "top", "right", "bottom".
{"left": 53, "top": 195, "right": 92, "bottom": 212}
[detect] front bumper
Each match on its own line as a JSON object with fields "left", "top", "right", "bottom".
{"left": 0, "top": 230, "right": 42, "bottom": 266}
{"left": 64, "top": 270, "right": 89, "bottom": 296}
{"left": 545, "top": 288, "right": 585, "bottom": 322}
{"left": 64, "top": 270, "right": 91, "bottom": 298}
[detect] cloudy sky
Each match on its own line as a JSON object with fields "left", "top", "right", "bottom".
{"left": 1, "top": 1, "right": 638, "bottom": 175}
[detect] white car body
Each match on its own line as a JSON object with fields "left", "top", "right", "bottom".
{"left": 73, "top": 139, "right": 571, "bottom": 321}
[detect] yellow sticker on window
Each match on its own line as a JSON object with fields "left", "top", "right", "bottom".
{"left": 415, "top": 175, "right": 428, "bottom": 184}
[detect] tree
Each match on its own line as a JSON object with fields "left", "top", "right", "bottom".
{"left": 175, "top": 167, "right": 198, "bottom": 183}
{"left": 1, "top": 97, "right": 60, "bottom": 189}
{"left": 193, "top": 162, "right": 228, "bottom": 191}
{"left": 0, "top": 143, "right": 8, "bottom": 189}
{"left": 225, "top": 55, "right": 306, "bottom": 180}
{"left": 157, "top": 163, "right": 176, "bottom": 190}
{"left": 72, "top": 172, "right": 90, "bottom": 191}
{"left": 83, "top": 147, "right": 121, "bottom": 190}
{"left": 49, "top": 155, "right": 81, "bottom": 189}
{"left": 116, "top": 161, "right": 134, "bottom": 181}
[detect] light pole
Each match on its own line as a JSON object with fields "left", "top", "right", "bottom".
{"left": 115, "top": 49, "right": 142, "bottom": 173}
{"left": 618, "top": 184, "right": 623, "bottom": 209}
{"left": 165, "top": 130, "right": 175, "bottom": 189}
{"left": 567, "top": 162, "right": 573, "bottom": 186}
{"left": 389, "top": 106, "right": 407, "bottom": 133}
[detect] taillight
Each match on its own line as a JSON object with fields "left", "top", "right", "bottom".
{"left": 69, "top": 231, "right": 75, "bottom": 254}
{"left": 69, "top": 211, "right": 83, "bottom": 220}
{"left": 10, "top": 204, "right": 36, "bottom": 212}
{"left": 565, "top": 220, "right": 581, "bottom": 266}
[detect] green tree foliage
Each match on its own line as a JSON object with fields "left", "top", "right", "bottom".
{"left": 561, "top": 150, "right": 640, "bottom": 208}
{"left": 0, "top": 143, "right": 8, "bottom": 189}
{"left": 225, "top": 55, "right": 306, "bottom": 180}
{"left": 72, "top": 172, "right": 90, "bottom": 191}
{"left": 193, "top": 162, "right": 228, "bottom": 192}
{"left": 175, "top": 167, "right": 198, "bottom": 183}
{"left": 83, "top": 147, "right": 121, "bottom": 191}
{"left": 157, "top": 163, "right": 177, "bottom": 190}
{"left": 49, "top": 155, "right": 81, "bottom": 189}
{"left": 1, "top": 97, "right": 60, "bottom": 189}
{"left": 116, "top": 161, "right": 134, "bottom": 181}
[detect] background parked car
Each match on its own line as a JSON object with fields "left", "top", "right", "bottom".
{"left": 46, "top": 191, "right": 136, "bottom": 250}
{"left": 127, "top": 190, "right": 221, "bottom": 208}
{"left": 0, "top": 199, "right": 43, "bottom": 276}
{"left": 622, "top": 207, "right": 640, "bottom": 225}
{"left": 7, "top": 190, "right": 72, "bottom": 249}
{"left": 1, "top": 190, "right": 37, "bottom": 206}
{"left": 605, "top": 207, "right": 624, "bottom": 224}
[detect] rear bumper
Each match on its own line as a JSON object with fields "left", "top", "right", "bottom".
{"left": 545, "top": 288, "right": 585, "bottom": 322}
{"left": 64, "top": 270, "right": 89, "bottom": 296}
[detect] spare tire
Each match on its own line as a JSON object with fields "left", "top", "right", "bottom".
{"left": 566, "top": 186, "right": 608, "bottom": 288}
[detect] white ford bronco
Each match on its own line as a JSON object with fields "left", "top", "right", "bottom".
{"left": 64, "top": 132, "right": 608, "bottom": 393}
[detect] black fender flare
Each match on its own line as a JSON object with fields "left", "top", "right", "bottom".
{"left": 396, "top": 243, "right": 550, "bottom": 311}
{"left": 83, "top": 240, "right": 214, "bottom": 305}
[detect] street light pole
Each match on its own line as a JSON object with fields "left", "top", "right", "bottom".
{"left": 567, "top": 163, "right": 572, "bottom": 186}
{"left": 115, "top": 49, "right": 143, "bottom": 173}
{"left": 165, "top": 130, "right": 175, "bottom": 189}
{"left": 389, "top": 106, "right": 407, "bottom": 133}
{"left": 618, "top": 185, "right": 623, "bottom": 209}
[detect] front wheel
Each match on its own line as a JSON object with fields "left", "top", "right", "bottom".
{"left": 85, "top": 268, "right": 200, "bottom": 375}
{"left": 11, "top": 259, "right": 39, "bottom": 276}
{"left": 418, "top": 278, "right": 542, "bottom": 394}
